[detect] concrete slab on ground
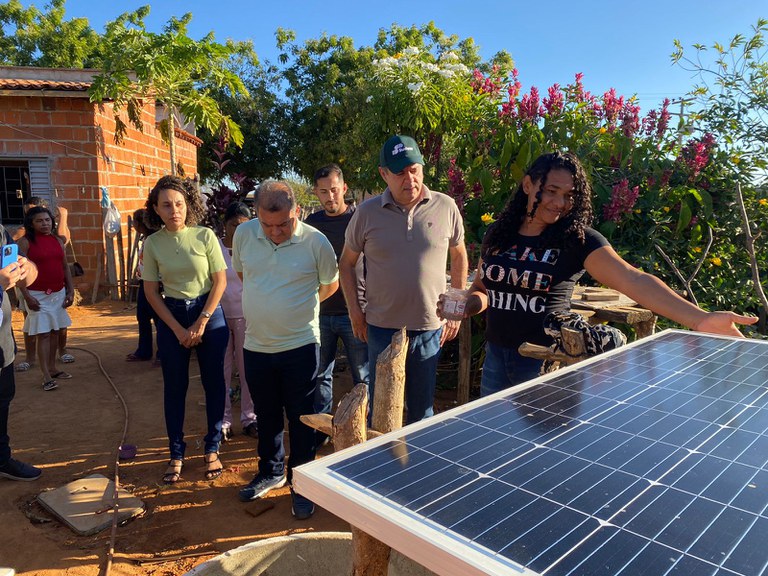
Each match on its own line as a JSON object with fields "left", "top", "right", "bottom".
{"left": 37, "top": 473, "right": 144, "bottom": 536}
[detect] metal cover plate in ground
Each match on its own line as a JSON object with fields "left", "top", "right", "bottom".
{"left": 37, "top": 473, "right": 144, "bottom": 536}
{"left": 294, "top": 330, "right": 768, "bottom": 576}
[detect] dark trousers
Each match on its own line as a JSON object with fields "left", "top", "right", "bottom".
{"left": 134, "top": 280, "right": 159, "bottom": 359}
{"left": 156, "top": 294, "right": 228, "bottom": 460}
{"left": 244, "top": 343, "right": 318, "bottom": 481}
{"left": 0, "top": 362, "right": 14, "bottom": 465}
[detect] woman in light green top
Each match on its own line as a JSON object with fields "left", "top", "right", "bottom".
{"left": 142, "top": 175, "right": 229, "bottom": 484}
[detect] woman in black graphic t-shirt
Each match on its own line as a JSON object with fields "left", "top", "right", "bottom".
{"left": 439, "top": 152, "right": 756, "bottom": 396}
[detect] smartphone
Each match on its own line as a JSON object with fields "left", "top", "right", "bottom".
{"left": 1, "top": 244, "right": 18, "bottom": 269}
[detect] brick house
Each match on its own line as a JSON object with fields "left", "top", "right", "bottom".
{"left": 0, "top": 66, "right": 201, "bottom": 296}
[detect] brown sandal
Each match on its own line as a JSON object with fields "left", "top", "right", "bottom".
{"left": 163, "top": 459, "right": 183, "bottom": 484}
{"left": 204, "top": 452, "right": 223, "bottom": 481}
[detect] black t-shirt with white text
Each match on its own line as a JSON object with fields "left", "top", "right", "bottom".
{"left": 481, "top": 227, "right": 609, "bottom": 348}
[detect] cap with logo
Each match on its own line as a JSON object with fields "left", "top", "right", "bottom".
{"left": 379, "top": 135, "right": 424, "bottom": 173}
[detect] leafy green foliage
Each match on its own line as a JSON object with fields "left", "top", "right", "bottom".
{"left": 0, "top": 0, "right": 101, "bottom": 67}
{"left": 275, "top": 22, "right": 511, "bottom": 193}
{"left": 3, "top": 5, "right": 766, "bottom": 326}
{"left": 275, "top": 27, "right": 376, "bottom": 191}
{"left": 198, "top": 54, "right": 289, "bottom": 182}
{"left": 89, "top": 9, "right": 249, "bottom": 173}
{"left": 672, "top": 18, "right": 768, "bottom": 181}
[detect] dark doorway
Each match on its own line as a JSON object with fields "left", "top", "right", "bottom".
{"left": 0, "top": 160, "right": 29, "bottom": 225}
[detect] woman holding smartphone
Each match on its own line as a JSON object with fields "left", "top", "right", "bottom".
{"left": 142, "top": 175, "right": 229, "bottom": 484}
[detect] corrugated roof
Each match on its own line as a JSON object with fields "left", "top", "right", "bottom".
{"left": 0, "top": 78, "right": 91, "bottom": 91}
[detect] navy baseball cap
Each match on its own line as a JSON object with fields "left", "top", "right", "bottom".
{"left": 379, "top": 135, "right": 424, "bottom": 173}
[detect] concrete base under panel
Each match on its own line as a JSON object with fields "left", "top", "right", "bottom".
{"left": 37, "top": 473, "right": 144, "bottom": 536}
{"left": 185, "top": 532, "right": 436, "bottom": 576}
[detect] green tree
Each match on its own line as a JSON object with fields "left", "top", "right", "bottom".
{"left": 276, "top": 22, "right": 511, "bottom": 193}
{"left": 276, "top": 27, "right": 375, "bottom": 190}
{"left": 199, "top": 54, "right": 289, "bottom": 182}
{"left": 0, "top": 0, "right": 101, "bottom": 67}
{"left": 672, "top": 18, "right": 768, "bottom": 181}
{"left": 89, "top": 10, "right": 249, "bottom": 175}
{"left": 671, "top": 19, "right": 768, "bottom": 321}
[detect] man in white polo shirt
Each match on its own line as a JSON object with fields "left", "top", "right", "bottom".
{"left": 339, "top": 135, "right": 468, "bottom": 425}
{"left": 232, "top": 181, "right": 338, "bottom": 520}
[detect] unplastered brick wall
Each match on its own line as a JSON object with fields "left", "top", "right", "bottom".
{"left": 0, "top": 93, "right": 199, "bottom": 297}
{"left": 91, "top": 100, "right": 199, "bottom": 291}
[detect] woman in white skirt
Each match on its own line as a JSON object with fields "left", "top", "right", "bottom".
{"left": 17, "top": 206, "right": 74, "bottom": 391}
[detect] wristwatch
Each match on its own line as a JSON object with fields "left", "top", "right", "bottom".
{"left": 201, "top": 311, "right": 212, "bottom": 319}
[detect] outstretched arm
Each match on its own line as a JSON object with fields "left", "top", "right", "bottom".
{"left": 585, "top": 245, "right": 757, "bottom": 337}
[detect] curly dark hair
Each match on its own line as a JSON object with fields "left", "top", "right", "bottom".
{"left": 144, "top": 175, "right": 206, "bottom": 230}
{"left": 482, "top": 152, "right": 593, "bottom": 257}
{"left": 23, "top": 205, "right": 56, "bottom": 244}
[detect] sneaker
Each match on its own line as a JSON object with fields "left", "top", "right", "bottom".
{"left": 0, "top": 458, "right": 42, "bottom": 481}
{"left": 290, "top": 487, "right": 315, "bottom": 520}
{"left": 43, "top": 380, "right": 58, "bottom": 391}
{"left": 243, "top": 422, "right": 259, "bottom": 439}
{"left": 221, "top": 427, "right": 233, "bottom": 442}
{"left": 238, "top": 473, "right": 286, "bottom": 502}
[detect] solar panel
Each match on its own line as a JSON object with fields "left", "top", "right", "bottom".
{"left": 293, "top": 330, "right": 768, "bottom": 576}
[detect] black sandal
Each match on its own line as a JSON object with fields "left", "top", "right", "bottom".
{"left": 204, "top": 452, "right": 223, "bottom": 481}
{"left": 163, "top": 459, "right": 183, "bottom": 484}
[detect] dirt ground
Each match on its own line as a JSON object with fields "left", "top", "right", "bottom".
{"left": 0, "top": 299, "right": 390, "bottom": 575}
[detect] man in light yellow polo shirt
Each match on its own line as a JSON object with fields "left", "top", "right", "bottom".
{"left": 232, "top": 181, "right": 338, "bottom": 520}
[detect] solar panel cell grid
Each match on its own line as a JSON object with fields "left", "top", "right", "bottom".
{"left": 294, "top": 331, "right": 768, "bottom": 575}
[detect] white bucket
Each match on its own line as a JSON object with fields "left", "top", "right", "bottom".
{"left": 185, "top": 531, "right": 435, "bottom": 576}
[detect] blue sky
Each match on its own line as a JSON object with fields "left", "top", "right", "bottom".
{"left": 32, "top": 0, "right": 768, "bottom": 113}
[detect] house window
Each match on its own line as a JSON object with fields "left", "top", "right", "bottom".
{"left": 0, "top": 161, "right": 29, "bottom": 225}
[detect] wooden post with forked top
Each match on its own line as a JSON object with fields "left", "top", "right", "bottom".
{"left": 370, "top": 327, "right": 407, "bottom": 433}
{"left": 303, "top": 328, "right": 408, "bottom": 576}
{"left": 354, "top": 327, "right": 408, "bottom": 576}
{"left": 332, "top": 384, "right": 391, "bottom": 576}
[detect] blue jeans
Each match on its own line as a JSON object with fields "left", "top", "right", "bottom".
{"left": 156, "top": 294, "right": 229, "bottom": 460}
{"left": 314, "top": 314, "right": 369, "bottom": 414}
{"left": 134, "top": 280, "right": 160, "bottom": 360}
{"left": 0, "top": 363, "right": 15, "bottom": 466}
{"left": 480, "top": 342, "right": 543, "bottom": 397}
{"left": 367, "top": 324, "right": 442, "bottom": 425}
{"left": 244, "top": 343, "right": 319, "bottom": 481}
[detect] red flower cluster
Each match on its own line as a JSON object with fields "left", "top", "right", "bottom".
{"left": 573, "top": 72, "right": 586, "bottom": 102}
{"left": 621, "top": 103, "right": 641, "bottom": 139}
{"left": 498, "top": 69, "right": 522, "bottom": 122}
{"left": 567, "top": 73, "right": 601, "bottom": 116}
{"left": 657, "top": 99, "right": 671, "bottom": 138}
{"left": 470, "top": 66, "right": 503, "bottom": 96}
{"left": 542, "top": 83, "right": 564, "bottom": 116}
{"left": 518, "top": 86, "right": 542, "bottom": 122}
{"left": 603, "top": 179, "right": 640, "bottom": 223}
{"left": 422, "top": 133, "right": 443, "bottom": 166}
{"left": 641, "top": 98, "right": 671, "bottom": 140}
{"left": 602, "top": 88, "right": 624, "bottom": 130}
{"left": 678, "top": 133, "right": 716, "bottom": 181}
